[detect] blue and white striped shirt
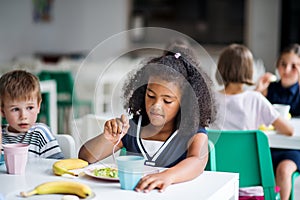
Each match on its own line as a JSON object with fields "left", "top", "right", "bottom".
{"left": 2, "top": 123, "right": 64, "bottom": 159}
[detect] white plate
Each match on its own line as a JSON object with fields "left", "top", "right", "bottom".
{"left": 84, "top": 164, "right": 119, "bottom": 181}
{"left": 84, "top": 163, "right": 161, "bottom": 181}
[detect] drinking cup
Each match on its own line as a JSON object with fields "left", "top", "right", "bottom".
{"left": 3, "top": 143, "right": 29, "bottom": 174}
{"left": 273, "top": 104, "right": 290, "bottom": 119}
{"left": 116, "top": 155, "right": 145, "bottom": 190}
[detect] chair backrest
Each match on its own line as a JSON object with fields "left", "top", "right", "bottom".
{"left": 206, "top": 129, "right": 277, "bottom": 200}
{"left": 290, "top": 171, "right": 300, "bottom": 200}
{"left": 38, "top": 71, "right": 74, "bottom": 105}
{"left": 55, "top": 134, "right": 76, "bottom": 158}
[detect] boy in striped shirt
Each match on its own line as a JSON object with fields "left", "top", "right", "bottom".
{"left": 0, "top": 70, "right": 64, "bottom": 159}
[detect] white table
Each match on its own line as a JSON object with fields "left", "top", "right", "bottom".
{"left": 40, "top": 80, "right": 57, "bottom": 135}
{"left": 0, "top": 158, "right": 239, "bottom": 200}
{"left": 264, "top": 118, "right": 300, "bottom": 150}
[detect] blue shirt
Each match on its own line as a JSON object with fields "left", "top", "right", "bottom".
{"left": 121, "top": 119, "right": 207, "bottom": 168}
{"left": 266, "top": 81, "right": 300, "bottom": 117}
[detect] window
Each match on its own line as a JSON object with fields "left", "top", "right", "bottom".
{"left": 130, "top": 0, "right": 245, "bottom": 44}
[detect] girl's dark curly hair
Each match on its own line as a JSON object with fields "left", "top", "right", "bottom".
{"left": 122, "top": 46, "right": 217, "bottom": 135}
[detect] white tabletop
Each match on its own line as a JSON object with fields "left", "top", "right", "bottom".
{"left": 0, "top": 158, "right": 239, "bottom": 200}
{"left": 264, "top": 118, "right": 300, "bottom": 150}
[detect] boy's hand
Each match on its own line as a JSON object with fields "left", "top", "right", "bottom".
{"left": 103, "top": 114, "right": 130, "bottom": 144}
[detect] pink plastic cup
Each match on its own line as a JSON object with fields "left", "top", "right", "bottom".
{"left": 3, "top": 143, "right": 29, "bottom": 175}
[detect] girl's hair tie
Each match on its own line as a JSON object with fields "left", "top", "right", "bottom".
{"left": 174, "top": 53, "right": 181, "bottom": 59}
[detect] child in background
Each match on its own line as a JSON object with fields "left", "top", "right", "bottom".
{"left": 0, "top": 70, "right": 64, "bottom": 159}
{"left": 0, "top": 115, "right": 2, "bottom": 164}
{"left": 213, "top": 44, "right": 293, "bottom": 134}
{"left": 79, "top": 47, "right": 217, "bottom": 192}
{"left": 256, "top": 43, "right": 300, "bottom": 200}
{"left": 256, "top": 43, "right": 300, "bottom": 116}
{"left": 211, "top": 44, "right": 294, "bottom": 199}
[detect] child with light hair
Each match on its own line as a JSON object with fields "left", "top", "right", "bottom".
{"left": 0, "top": 70, "right": 64, "bottom": 159}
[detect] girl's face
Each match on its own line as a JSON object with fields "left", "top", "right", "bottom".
{"left": 1, "top": 97, "right": 41, "bottom": 133}
{"left": 145, "top": 76, "right": 182, "bottom": 129}
{"left": 277, "top": 52, "right": 300, "bottom": 87}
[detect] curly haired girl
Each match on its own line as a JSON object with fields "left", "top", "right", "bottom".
{"left": 79, "top": 46, "right": 217, "bottom": 192}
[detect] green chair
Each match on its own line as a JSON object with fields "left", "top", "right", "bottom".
{"left": 206, "top": 130, "right": 278, "bottom": 200}
{"left": 290, "top": 171, "right": 300, "bottom": 200}
{"left": 38, "top": 70, "right": 92, "bottom": 134}
{"left": 119, "top": 147, "right": 127, "bottom": 156}
{"left": 37, "top": 92, "right": 50, "bottom": 126}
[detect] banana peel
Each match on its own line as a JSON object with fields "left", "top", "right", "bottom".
{"left": 20, "top": 181, "right": 92, "bottom": 198}
{"left": 53, "top": 158, "right": 88, "bottom": 176}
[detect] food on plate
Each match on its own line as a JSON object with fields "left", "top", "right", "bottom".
{"left": 20, "top": 181, "right": 92, "bottom": 198}
{"left": 258, "top": 124, "right": 275, "bottom": 131}
{"left": 269, "top": 74, "right": 277, "bottom": 82}
{"left": 93, "top": 167, "right": 118, "bottom": 178}
{"left": 52, "top": 158, "right": 88, "bottom": 176}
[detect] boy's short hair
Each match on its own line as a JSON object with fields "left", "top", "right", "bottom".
{"left": 217, "top": 44, "right": 254, "bottom": 86}
{"left": 0, "top": 70, "right": 41, "bottom": 107}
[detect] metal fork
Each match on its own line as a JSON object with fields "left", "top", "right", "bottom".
{"left": 112, "top": 129, "right": 124, "bottom": 164}
{"left": 112, "top": 111, "right": 132, "bottom": 164}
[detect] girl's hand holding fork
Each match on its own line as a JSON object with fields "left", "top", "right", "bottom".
{"left": 103, "top": 114, "right": 130, "bottom": 145}
{"left": 78, "top": 114, "right": 130, "bottom": 164}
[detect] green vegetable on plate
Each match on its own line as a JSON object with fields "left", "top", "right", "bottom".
{"left": 93, "top": 167, "right": 118, "bottom": 178}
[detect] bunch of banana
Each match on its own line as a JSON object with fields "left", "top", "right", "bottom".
{"left": 52, "top": 158, "right": 88, "bottom": 176}
{"left": 20, "top": 181, "right": 92, "bottom": 198}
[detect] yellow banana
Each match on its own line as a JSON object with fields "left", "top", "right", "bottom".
{"left": 20, "top": 181, "right": 92, "bottom": 198}
{"left": 52, "top": 158, "right": 88, "bottom": 176}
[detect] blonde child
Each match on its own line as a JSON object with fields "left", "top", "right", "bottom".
{"left": 0, "top": 70, "right": 64, "bottom": 159}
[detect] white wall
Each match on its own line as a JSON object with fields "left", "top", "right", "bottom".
{"left": 0, "top": 0, "right": 130, "bottom": 63}
{"left": 245, "top": 0, "right": 281, "bottom": 73}
{"left": 0, "top": 0, "right": 282, "bottom": 74}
